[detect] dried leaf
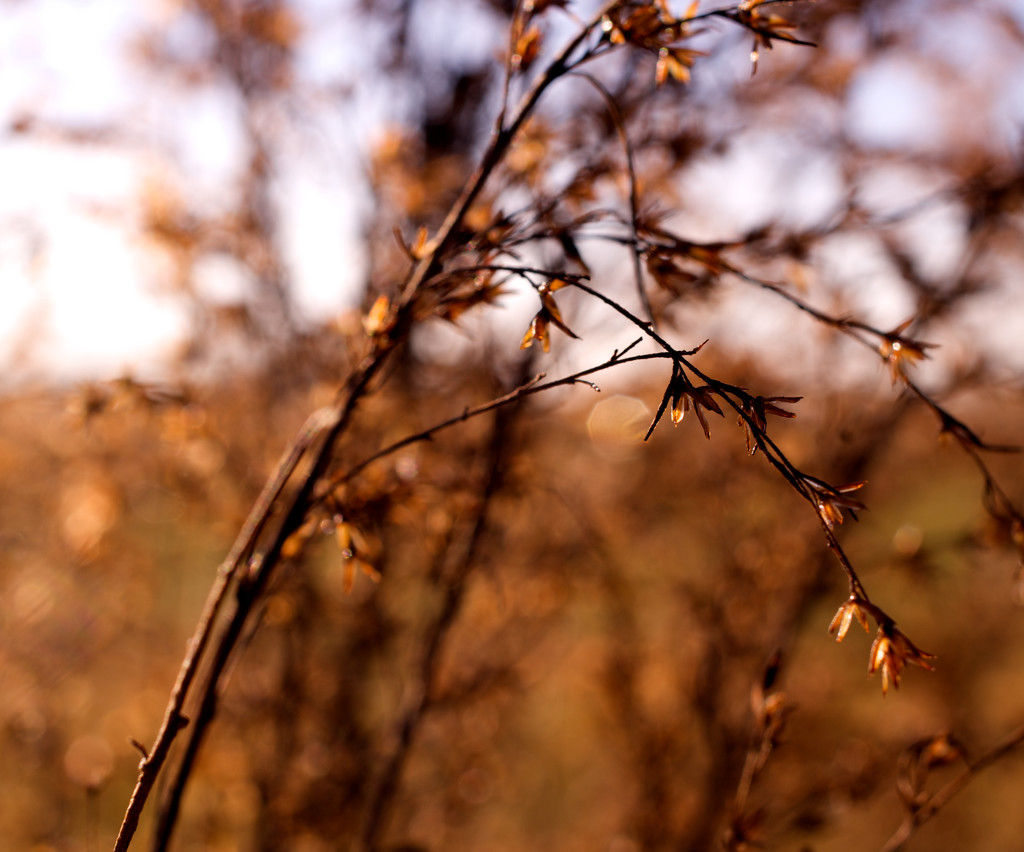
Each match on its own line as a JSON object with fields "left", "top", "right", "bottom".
{"left": 828, "top": 597, "right": 871, "bottom": 642}
{"left": 437, "top": 279, "right": 510, "bottom": 324}
{"left": 512, "top": 25, "right": 542, "bottom": 73}
{"left": 803, "top": 476, "right": 867, "bottom": 528}
{"left": 646, "top": 362, "right": 681, "bottom": 440}
{"left": 521, "top": 311, "right": 550, "bottom": 352}
{"left": 411, "top": 226, "right": 437, "bottom": 259}
{"left": 655, "top": 46, "right": 702, "bottom": 85}
{"left": 868, "top": 625, "right": 935, "bottom": 695}
{"left": 363, "top": 295, "right": 395, "bottom": 338}
{"left": 558, "top": 232, "right": 591, "bottom": 275}
{"left": 646, "top": 253, "right": 699, "bottom": 293}
{"left": 880, "top": 319, "right": 937, "bottom": 384}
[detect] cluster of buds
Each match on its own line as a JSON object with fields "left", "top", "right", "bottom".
{"left": 830, "top": 597, "right": 935, "bottom": 694}
{"left": 879, "top": 319, "right": 936, "bottom": 384}
{"left": 520, "top": 278, "right": 581, "bottom": 353}
{"left": 601, "top": 1, "right": 705, "bottom": 85}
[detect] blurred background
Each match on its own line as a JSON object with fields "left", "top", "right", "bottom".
{"left": 3, "top": 1, "right": 1024, "bottom": 850}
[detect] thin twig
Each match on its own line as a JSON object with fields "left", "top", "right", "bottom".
{"left": 113, "top": 405, "right": 338, "bottom": 852}
{"left": 332, "top": 347, "right": 662, "bottom": 488}
{"left": 572, "top": 70, "right": 654, "bottom": 324}
{"left": 881, "top": 723, "right": 1024, "bottom": 852}
{"left": 115, "top": 6, "right": 629, "bottom": 848}
{"left": 355, "top": 364, "right": 526, "bottom": 852}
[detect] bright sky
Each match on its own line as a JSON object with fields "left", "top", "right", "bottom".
{"left": 2, "top": 0, "right": 1023, "bottom": 386}
{"left": 1, "top": 0, "right": 375, "bottom": 383}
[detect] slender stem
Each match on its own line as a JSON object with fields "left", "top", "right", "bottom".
{"left": 112, "top": 406, "right": 337, "bottom": 852}
{"left": 115, "top": 6, "right": 626, "bottom": 848}
{"left": 399, "top": 1, "right": 618, "bottom": 310}
{"left": 356, "top": 371, "right": 523, "bottom": 852}
{"left": 881, "top": 723, "right": 1024, "bottom": 852}
{"left": 572, "top": 70, "right": 654, "bottom": 324}
{"left": 333, "top": 346, "right": 662, "bottom": 488}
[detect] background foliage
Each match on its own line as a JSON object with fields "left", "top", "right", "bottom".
{"left": 3, "top": 1, "right": 1024, "bottom": 850}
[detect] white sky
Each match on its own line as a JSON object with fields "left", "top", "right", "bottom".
{"left": 2, "top": 0, "right": 1023, "bottom": 385}
{"left": 0, "top": 0, "right": 375, "bottom": 383}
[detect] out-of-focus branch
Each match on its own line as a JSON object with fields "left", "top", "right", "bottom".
{"left": 355, "top": 361, "right": 527, "bottom": 852}
{"left": 881, "top": 723, "right": 1024, "bottom": 852}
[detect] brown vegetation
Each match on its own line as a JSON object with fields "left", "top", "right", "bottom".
{"left": 3, "top": 1, "right": 1024, "bottom": 850}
